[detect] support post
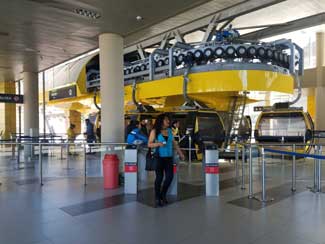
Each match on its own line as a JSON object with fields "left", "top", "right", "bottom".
{"left": 261, "top": 147, "right": 266, "bottom": 201}
{"left": 84, "top": 145, "right": 87, "bottom": 186}
{"left": 248, "top": 145, "right": 253, "bottom": 198}
{"left": 99, "top": 33, "right": 124, "bottom": 164}
{"left": 255, "top": 147, "right": 274, "bottom": 202}
{"left": 149, "top": 54, "right": 155, "bottom": 81}
{"left": 314, "top": 145, "right": 318, "bottom": 190}
{"left": 235, "top": 140, "right": 239, "bottom": 181}
{"left": 292, "top": 144, "right": 296, "bottom": 192}
{"left": 42, "top": 71, "right": 46, "bottom": 139}
{"left": 23, "top": 72, "right": 39, "bottom": 161}
{"left": 66, "top": 144, "right": 70, "bottom": 170}
{"left": 16, "top": 143, "right": 21, "bottom": 169}
{"left": 124, "top": 145, "right": 138, "bottom": 194}
{"left": 60, "top": 143, "right": 64, "bottom": 160}
{"left": 241, "top": 145, "right": 245, "bottom": 189}
{"left": 309, "top": 145, "right": 320, "bottom": 193}
{"left": 188, "top": 134, "right": 192, "bottom": 165}
{"left": 11, "top": 140, "right": 15, "bottom": 159}
{"left": 281, "top": 136, "right": 284, "bottom": 162}
{"left": 39, "top": 143, "right": 43, "bottom": 186}
{"left": 317, "top": 145, "right": 322, "bottom": 192}
{"left": 205, "top": 143, "right": 219, "bottom": 196}
{"left": 18, "top": 80, "right": 22, "bottom": 138}
{"left": 168, "top": 48, "right": 174, "bottom": 77}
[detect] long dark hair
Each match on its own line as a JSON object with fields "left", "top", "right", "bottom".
{"left": 126, "top": 120, "right": 139, "bottom": 135}
{"left": 172, "top": 120, "right": 179, "bottom": 129}
{"left": 153, "top": 113, "right": 169, "bottom": 137}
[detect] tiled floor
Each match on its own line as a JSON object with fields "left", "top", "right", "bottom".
{"left": 0, "top": 148, "right": 324, "bottom": 244}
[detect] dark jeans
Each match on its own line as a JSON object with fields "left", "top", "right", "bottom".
{"left": 155, "top": 156, "right": 173, "bottom": 200}
{"left": 87, "top": 135, "right": 96, "bottom": 153}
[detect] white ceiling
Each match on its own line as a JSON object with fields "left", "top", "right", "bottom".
{"left": 232, "top": 0, "right": 325, "bottom": 31}
{"left": 0, "top": 0, "right": 237, "bottom": 81}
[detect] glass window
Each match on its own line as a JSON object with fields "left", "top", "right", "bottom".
{"left": 262, "top": 25, "right": 325, "bottom": 69}
{"left": 258, "top": 114, "right": 306, "bottom": 137}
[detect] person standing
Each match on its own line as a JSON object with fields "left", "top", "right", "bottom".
{"left": 126, "top": 120, "right": 148, "bottom": 145}
{"left": 148, "top": 114, "right": 184, "bottom": 207}
{"left": 171, "top": 120, "right": 181, "bottom": 143}
{"left": 146, "top": 119, "right": 153, "bottom": 135}
{"left": 140, "top": 118, "right": 149, "bottom": 137}
{"left": 67, "top": 124, "right": 76, "bottom": 155}
{"left": 85, "top": 119, "right": 95, "bottom": 154}
{"left": 67, "top": 124, "right": 76, "bottom": 142}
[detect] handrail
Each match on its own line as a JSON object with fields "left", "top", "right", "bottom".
{"left": 263, "top": 148, "right": 325, "bottom": 160}
{"left": 238, "top": 142, "right": 325, "bottom": 147}
{"left": 0, "top": 142, "right": 127, "bottom": 146}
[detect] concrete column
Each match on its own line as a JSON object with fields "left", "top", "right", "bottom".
{"left": 23, "top": 72, "right": 39, "bottom": 137}
{"left": 0, "top": 81, "right": 16, "bottom": 140}
{"left": 265, "top": 92, "right": 271, "bottom": 106}
{"left": 4, "top": 82, "right": 16, "bottom": 140}
{"left": 99, "top": 33, "right": 124, "bottom": 143}
{"left": 307, "top": 89, "right": 315, "bottom": 120}
{"left": 315, "top": 32, "right": 325, "bottom": 130}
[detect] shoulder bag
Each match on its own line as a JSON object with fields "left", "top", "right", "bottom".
{"left": 145, "top": 148, "right": 158, "bottom": 171}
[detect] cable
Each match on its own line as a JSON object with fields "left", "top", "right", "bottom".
{"left": 288, "top": 73, "right": 301, "bottom": 106}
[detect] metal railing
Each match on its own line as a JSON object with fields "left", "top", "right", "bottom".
{"left": 0, "top": 141, "right": 127, "bottom": 187}
{"left": 234, "top": 142, "right": 325, "bottom": 203}
{"left": 1, "top": 140, "right": 324, "bottom": 198}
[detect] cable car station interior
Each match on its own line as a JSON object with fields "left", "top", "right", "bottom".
{"left": 0, "top": 1, "right": 325, "bottom": 244}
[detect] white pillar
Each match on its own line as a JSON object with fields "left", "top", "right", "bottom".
{"left": 99, "top": 33, "right": 124, "bottom": 143}
{"left": 23, "top": 72, "right": 39, "bottom": 137}
{"left": 315, "top": 32, "right": 325, "bottom": 130}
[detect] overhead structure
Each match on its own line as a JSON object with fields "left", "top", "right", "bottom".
{"left": 44, "top": 12, "right": 305, "bottom": 146}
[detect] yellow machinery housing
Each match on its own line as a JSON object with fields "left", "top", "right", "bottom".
{"left": 47, "top": 37, "right": 305, "bottom": 149}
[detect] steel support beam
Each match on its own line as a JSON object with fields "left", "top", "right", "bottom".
{"left": 124, "top": 0, "right": 284, "bottom": 54}
{"left": 159, "top": 32, "right": 171, "bottom": 50}
{"left": 242, "top": 13, "right": 325, "bottom": 41}
{"left": 136, "top": 44, "right": 146, "bottom": 60}
{"left": 201, "top": 14, "right": 220, "bottom": 43}
{"left": 173, "top": 29, "right": 185, "bottom": 43}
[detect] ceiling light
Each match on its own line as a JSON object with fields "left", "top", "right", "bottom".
{"left": 74, "top": 8, "right": 101, "bottom": 19}
{"left": 136, "top": 16, "right": 143, "bottom": 21}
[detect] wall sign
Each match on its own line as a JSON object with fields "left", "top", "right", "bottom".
{"left": 0, "top": 93, "right": 24, "bottom": 104}
{"left": 49, "top": 85, "right": 77, "bottom": 101}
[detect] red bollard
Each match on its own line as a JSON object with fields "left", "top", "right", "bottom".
{"left": 102, "top": 154, "right": 119, "bottom": 189}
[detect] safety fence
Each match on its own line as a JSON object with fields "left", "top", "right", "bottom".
{"left": 0, "top": 141, "right": 324, "bottom": 200}
{"left": 235, "top": 142, "right": 325, "bottom": 202}
{"left": 0, "top": 141, "right": 127, "bottom": 186}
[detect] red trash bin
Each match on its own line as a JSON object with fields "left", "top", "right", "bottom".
{"left": 102, "top": 154, "right": 119, "bottom": 189}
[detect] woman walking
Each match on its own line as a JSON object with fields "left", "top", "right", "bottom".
{"left": 148, "top": 114, "right": 184, "bottom": 207}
